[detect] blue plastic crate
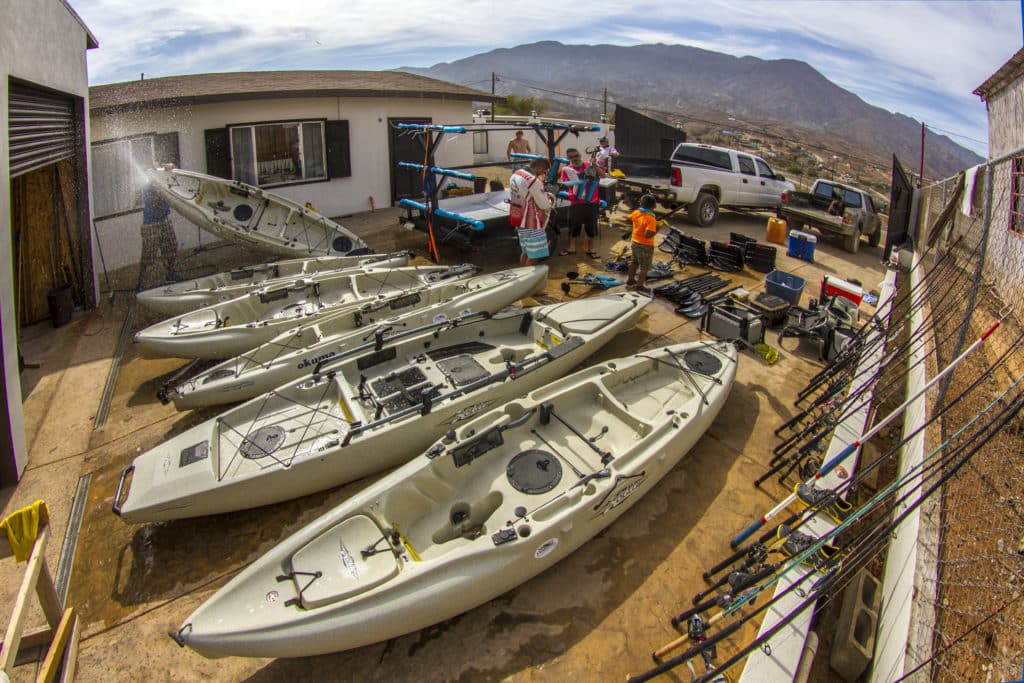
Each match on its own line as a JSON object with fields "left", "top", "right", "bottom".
{"left": 765, "top": 269, "right": 806, "bottom": 306}
{"left": 787, "top": 230, "right": 817, "bottom": 262}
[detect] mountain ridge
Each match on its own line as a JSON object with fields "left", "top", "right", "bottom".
{"left": 400, "top": 41, "right": 982, "bottom": 179}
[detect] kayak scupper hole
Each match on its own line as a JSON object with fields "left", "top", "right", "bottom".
{"left": 518, "top": 525, "right": 531, "bottom": 538}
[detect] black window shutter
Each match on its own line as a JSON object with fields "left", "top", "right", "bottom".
{"left": 325, "top": 120, "right": 351, "bottom": 178}
{"left": 154, "top": 132, "right": 181, "bottom": 167}
{"left": 205, "top": 128, "right": 230, "bottom": 179}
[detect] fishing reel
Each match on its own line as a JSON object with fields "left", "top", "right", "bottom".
{"left": 688, "top": 615, "right": 716, "bottom": 660}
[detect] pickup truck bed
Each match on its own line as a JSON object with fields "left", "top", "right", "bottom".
{"left": 780, "top": 182, "right": 882, "bottom": 254}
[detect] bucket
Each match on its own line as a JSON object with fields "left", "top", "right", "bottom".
{"left": 473, "top": 176, "right": 487, "bottom": 193}
{"left": 47, "top": 283, "right": 74, "bottom": 328}
{"left": 766, "top": 217, "right": 788, "bottom": 245}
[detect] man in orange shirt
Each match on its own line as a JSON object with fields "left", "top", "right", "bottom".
{"left": 626, "top": 194, "right": 658, "bottom": 290}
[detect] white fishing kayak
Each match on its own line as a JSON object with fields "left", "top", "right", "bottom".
{"left": 171, "top": 340, "right": 736, "bottom": 658}
{"left": 146, "top": 168, "right": 369, "bottom": 257}
{"left": 160, "top": 265, "right": 549, "bottom": 409}
{"left": 114, "top": 292, "right": 650, "bottom": 523}
{"left": 133, "top": 264, "right": 481, "bottom": 360}
{"left": 136, "top": 251, "right": 412, "bottom": 317}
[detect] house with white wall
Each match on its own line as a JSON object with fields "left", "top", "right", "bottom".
{"left": 1, "top": 0, "right": 97, "bottom": 485}
{"left": 88, "top": 71, "right": 501, "bottom": 273}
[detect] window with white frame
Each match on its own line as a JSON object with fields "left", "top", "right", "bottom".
{"left": 228, "top": 120, "right": 327, "bottom": 187}
{"left": 91, "top": 132, "right": 179, "bottom": 218}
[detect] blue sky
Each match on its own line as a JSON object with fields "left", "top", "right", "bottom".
{"left": 72, "top": 0, "right": 1022, "bottom": 157}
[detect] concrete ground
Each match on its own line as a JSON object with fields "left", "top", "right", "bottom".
{"left": 1, "top": 202, "right": 888, "bottom": 682}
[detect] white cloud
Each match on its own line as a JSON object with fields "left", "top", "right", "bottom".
{"left": 72, "top": 0, "right": 1021, "bottom": 155}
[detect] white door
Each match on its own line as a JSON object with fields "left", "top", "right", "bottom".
{"left": 754, "top": 157, "right": 786, "bottom": 208}
{"left": 736, "top": 154, "right": 759, "bottom": 205}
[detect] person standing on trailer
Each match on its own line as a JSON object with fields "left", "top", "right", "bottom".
{"left": 138, "top": 164, "right": 179, "bottom": 291}
{"left": 559, "top": 148, "right": 604, "bottom": 259}
{"left": 506, "top": 130, "right": 532, "bottom": 168}
{"left": 509, "top": 157, "right": 554, "bottom": 266}
{"left": 594, "top": 136, "right": 620, "bottom": 210}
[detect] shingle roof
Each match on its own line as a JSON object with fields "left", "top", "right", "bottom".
{"left": 89, "top": 70, "right": 500, "bottom": 114}
{"left": 974, "top": 47, "right": 1024, "bottom": 101}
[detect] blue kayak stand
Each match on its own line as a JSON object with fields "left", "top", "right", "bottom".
{"left": 394, "top": 121, "right": 603, "bottom": 261}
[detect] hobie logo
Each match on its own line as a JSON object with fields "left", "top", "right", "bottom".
{"left": 534, "top": 538, "right": 558, "bottom": 559}
{"left": 297, "top": 350, "right": 338, "bottom": 369}
{"left": 339, "top": 541, "right": 358, "bottom": 580}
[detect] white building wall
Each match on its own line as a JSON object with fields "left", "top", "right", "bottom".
{"left": 985, "top": 74, "right": 1024, "bottom": 158}
{"left": 0, "top": 0, "right": 94, "bottom": 477}
{"left": 91, "top": 96, "right": 472, "bottom": 271}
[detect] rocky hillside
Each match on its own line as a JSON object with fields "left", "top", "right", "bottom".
{"left": 401, "top": 41, "right": 982, "bottom": 179}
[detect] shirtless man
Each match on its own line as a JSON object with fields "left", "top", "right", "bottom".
{"left": 506, "top": 130, "right": 531, "bottom": 162}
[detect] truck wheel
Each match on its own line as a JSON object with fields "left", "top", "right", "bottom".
{"left": 844, "top": 226, "right": 861, "bottom": 254}
{"left": 868, "top": 226, "right": 882, "bottom": 247}
{"left": 688, "top": 193, "right": 719, "bottom": 227}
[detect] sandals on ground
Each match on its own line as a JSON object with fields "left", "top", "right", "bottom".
{"left": 560, "top": 250, "right": 576, "bottom": 256}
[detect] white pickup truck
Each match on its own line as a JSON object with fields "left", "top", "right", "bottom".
{"left": 615, "top": 143, "right": 795, "bottom": 227}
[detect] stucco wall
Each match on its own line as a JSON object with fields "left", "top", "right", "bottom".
{"left": 90, "top": 96, "right": 474, "bottom": 271}
{"left": 985, "top": 76, "right": 1024, "bottom": 158}
{"left": 0, "top": 0, "right": 94, "bottom": 478}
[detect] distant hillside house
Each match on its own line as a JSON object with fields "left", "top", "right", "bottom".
{"left": 88, "top": 70, "right": 500, "bottom": 270}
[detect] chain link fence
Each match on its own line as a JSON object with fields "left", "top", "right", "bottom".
{"left": 904, "top": 148, "right": 1024, "bottom": 682}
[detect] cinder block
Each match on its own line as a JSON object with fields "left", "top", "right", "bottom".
{"left": 830, "top": 569, "right": 881, "bottom": 683}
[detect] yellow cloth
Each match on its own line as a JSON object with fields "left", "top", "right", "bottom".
{"left": 0, "top": 500, "right": 48, "bottom": 562}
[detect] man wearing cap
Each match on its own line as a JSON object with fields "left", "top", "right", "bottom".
{"left": 594, "top": 136, "right": 619, "bottom": 172}
{"left": 594, "top": 136, "right": 620, "bottom": 212}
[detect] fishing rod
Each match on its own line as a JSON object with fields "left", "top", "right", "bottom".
{"left": 683, "top": 388, "right": 1024, "bottom": 683}
{"left": 769, "top": 281, "right": 992, "bottom": 469}
{"left": 765, "top": 305, "right": 998, "bottom": 485}
{"left": 791, "top": 257, "right": 975, "bottom": 414}
{"left": 706, "top": 336, "right": 1024, "bottom": 583}
{"left": 793, "top": 231, "right": 972, "bottom": 403}
{"left": 733, "top": 308, "right": 1009, "bottom": 548}
{"left": 652, "top": 390, "right": 1022, "bottom": 683}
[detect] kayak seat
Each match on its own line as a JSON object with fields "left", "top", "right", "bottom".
{"left": 289, "top": 515, "right": 399, "bottom": 609}
{"left": 535, "top": 296, "right": 636, "bottom": 336}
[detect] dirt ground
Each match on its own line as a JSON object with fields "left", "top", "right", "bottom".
{"left": 0, "top": 200, "right": 890, "bottom": 682}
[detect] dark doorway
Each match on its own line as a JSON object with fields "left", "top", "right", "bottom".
{"left": 886, "top": 154, "right": 913, "bottom": 259}
{"left": 388, "top": 117, "right": 431, "bottom": 205}
{"left": 0, "top": 332, "right": 16, "bottom": 487}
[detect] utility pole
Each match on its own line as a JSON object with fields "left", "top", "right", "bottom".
{"left": 603, "top": 88, "right": 608, "bottom": 122}
{"left": 491, "top": 72, "right": 496, "bottom": 122}
{"left": 918, "top": 122, "right": 925, "bottom": 188}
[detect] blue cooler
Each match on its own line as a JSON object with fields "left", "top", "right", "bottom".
{"left": 787, "top": 230, "right": 817, "bottom": 262}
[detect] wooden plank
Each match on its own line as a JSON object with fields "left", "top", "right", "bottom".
{"left": 57, "top": 615, "right": 79, "bottom": 683}
{"left": 36, "top": 559, "right": 64, "bottom": 628}
{"left": 35, "top": 608, "right": 74, "bottom": 683}
{"left": 11, "top": 627, "right": 55, "bottom": 652}
{"left": 0, "top": 525, "right": 50, "bottom": 673}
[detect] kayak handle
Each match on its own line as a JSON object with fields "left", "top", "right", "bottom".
{"left": 112, "top": 464, "right": 135, "bottom": 517}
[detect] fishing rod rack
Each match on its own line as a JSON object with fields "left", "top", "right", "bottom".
{"left": 394, "top": 122, "right": 600, "bottom": 261}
